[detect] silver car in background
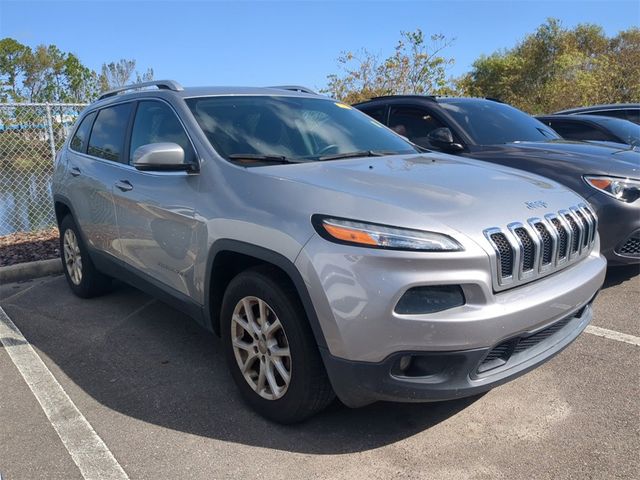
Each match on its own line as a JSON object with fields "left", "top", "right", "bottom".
{"left": 51, "top": 81, "right": 606, "bottom": 423}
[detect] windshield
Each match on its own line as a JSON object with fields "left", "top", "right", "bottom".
{"left": 439, "top": 99, "right": 560, "bottom": 144}
{"left": 186, "top": 95, "right": 417, "bottom": 162}
{"left": 596, "top": 117, "right": 640, "bottom": 146}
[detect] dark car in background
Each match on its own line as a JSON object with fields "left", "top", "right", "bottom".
{"left": 536, "top": 114, "right": 640, "bottom": 148}
{"left": 355, "top": 96, "right": 640, "bottom": 265}
{"left": 554, "top": 103, "right": 640, "bottom": 125}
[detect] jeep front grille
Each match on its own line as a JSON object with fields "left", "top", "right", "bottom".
{"left": 564, "top": 212, "right": 583, "bottom": 254}
{"left": 490, "top": 232, "right": 514, "bottom": 279}
{"left": 550, "top": 217, "right": 568, "bottom": 260}
{"left": 534, "top": 222, "right": 553, "bottom": 265}
{"left": 514, "top": 227, "right": 536, "bottom": 272}
{"left": 484, "top": 203, "right": 597, "bottom": 291}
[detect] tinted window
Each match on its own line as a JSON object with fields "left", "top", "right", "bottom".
{"left": 186, "top": 96, "right": 416, "bottom": 162}
{"left": 546, "top": 121, "right": 611, "bottom": 142}
{"left": 627, "top": 110, "right": 640, "bottom": 124}
{"left": 359, "top": 105, "right": 387, "bottom": 123}
{"left": 438, "top": 99, "right": 559, "bottom": 144}
{"left": 87, "top": 103, "right": 133, "bottom": 162}
{"left": 594, "top": 117, "right": 640, "bottom": 146}
{"left": 589, "top": 109, "right": 632, "bottom": 121}
{"left": 130, "top": 101, "right": 195, "bottom": 164}
{"left": 389, "top": 106, "right": 447, "bottom": 146}
{"left": 70, "top": 111, "right": 96, "bottom": 153}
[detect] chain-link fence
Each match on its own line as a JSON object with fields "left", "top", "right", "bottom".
{"left": 0, "top": 103, "right": 87, "bottom": 236}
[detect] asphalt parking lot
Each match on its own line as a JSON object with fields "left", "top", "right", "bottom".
{"left": 1, "top": 266, "right": 638, "bottom": 480}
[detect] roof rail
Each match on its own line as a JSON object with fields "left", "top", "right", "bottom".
{"left": 268, "top": 85, "right": 317, "bottom": 95}
{"left": 98, "top": 80, "right": 184, "bottom": 100}
{"left": 369, "top": 94, "right": 437, "bottom": 101}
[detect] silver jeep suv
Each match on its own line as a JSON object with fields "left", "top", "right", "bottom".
{"left": 52, "top": 80, "right": 606, "bottom": 423}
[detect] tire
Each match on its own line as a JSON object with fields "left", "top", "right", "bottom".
{"left": 221, "top": 265, "right": 335, "bottom": 423}
{"left": 59, "top": 215, "right": 112, "bottom": 298}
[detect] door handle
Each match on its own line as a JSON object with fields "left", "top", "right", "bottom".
{"left": 115, "top": 180, "right": 133, "bottom": 192}
{"left": 70, "top": 166, "right": 81, "bottom": 177}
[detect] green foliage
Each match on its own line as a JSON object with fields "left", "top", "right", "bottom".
{"left": 457, "top": 18, "right": 640, "bottom": 113}
{"left": 323, "top": 29, "right": 455, "bottom": 104}
{"left": 0, "top": 38, "right": 31, "bottom": 101}
{"left": 0, "top": 38, "right": 154, "bottom": 103}
{"left": 98, "top": 59, "right": 154, "bottom": 91}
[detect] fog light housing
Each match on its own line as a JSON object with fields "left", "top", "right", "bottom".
{"left": 394, "top": 285, "right": 465, "bottom": 315}
{"left": 399, "top": 355, "right": 412, "bottom": 372}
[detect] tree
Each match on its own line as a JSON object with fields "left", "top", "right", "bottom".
{"left": 99, "top": 59, "right": 136, "bottom": 91}
{"left": 99, "top": 59, "right": 154, "bottom": 91}
{"left": 0, "top": 38, "right": 30, "bottom": 101}
{"left": 323, "top": 29, "right": 455, "bottom": 103}
{"left": 136, "top": 67, "right": 154, "bottom": 84}
{"left": 457, "top": 19, "right": 640, "bottom": 113}
{"left": 23, "top": 44, "right": 67, "bottom": 102}
{"left": 0, "top": 37, "right": 154, "bottom": 103}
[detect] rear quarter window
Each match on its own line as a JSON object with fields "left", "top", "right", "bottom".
{"left": 70, "top": 111, "right": 97, "bottom": 153}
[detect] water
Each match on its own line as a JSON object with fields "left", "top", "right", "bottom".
{"left": 0, "top": 167, "right": 55, "bottom": 236}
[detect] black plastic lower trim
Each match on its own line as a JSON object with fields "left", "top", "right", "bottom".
{"left": 204, "top": 239, "right": 328, "bottom": 348}
{"left": 321, "top": 303, "right": 593, "bottom": 408}
{"left": 90, "top": 249, "right": 206, "bottom": 327}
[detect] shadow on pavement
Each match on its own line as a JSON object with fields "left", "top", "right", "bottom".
{"left": 602, "top": 264, "right": 639, "bottom": 290}
{"left": 0, "top": 276, "right": 479, "bottom": 454}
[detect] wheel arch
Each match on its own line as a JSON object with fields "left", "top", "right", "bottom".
{"left": 204, "top": 239, "right": 328, "bottom": 349}
{"left": 53, "top": 194, "right": 75, "bottom": 226}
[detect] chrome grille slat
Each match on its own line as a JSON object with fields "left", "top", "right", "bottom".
{"left": 572, "top": 207, "right": 589, "bottom": 250}
{"left": 484, "top": 205, "right": 597, "bottom": 291}
{"left": 512, "top": 226, "right": 536, "bottom": 273}
{"left": 579, "top": 204, "right": 596, "bottom": 247}
{"left": 490, "top": 232, "right": 513, "bottom": 279}
{"left": 562, "top": 210, "right": 582, "bottom": 256}
{"left": 547, "top": 214, "right": 568, "bottom": 263}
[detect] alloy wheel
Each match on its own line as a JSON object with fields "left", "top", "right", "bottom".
{"left": 63, "top": 229, "right": 83, "bottom": 285}
{"left": 231, "top": 296, "right": 292, "bottom": 400}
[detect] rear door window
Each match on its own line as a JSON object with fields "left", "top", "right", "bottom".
{"left": 359, "top": 105, "right": 388, "bottom": 124}
{"left": 70, "top": 111, "right": 97, "bottom": 153}
{"left": 87, "top": 103, "right": 133, "bottom": 162}
{"left": 549, "top": 121, "right": 611, "bottom": 142}
{"left": 389, "top": 106, "right": 448, "bottom": 146}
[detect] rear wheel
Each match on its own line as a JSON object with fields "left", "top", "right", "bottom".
{"left": 59, "top": 215, "right": 112, "bottom": 298}
{"left": 221, "top": 266, "right": 334, "bottom": 423}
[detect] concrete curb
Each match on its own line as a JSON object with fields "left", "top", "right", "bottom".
{"left": 0, "top": 258, "right": 63, "bottom": 284}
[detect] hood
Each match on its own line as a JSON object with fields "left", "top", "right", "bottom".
{"left": 497, "top": 140, "right": 640, "bottom": 177}
{"left": 255, "top": 153, "right": 588, "bottom": 240}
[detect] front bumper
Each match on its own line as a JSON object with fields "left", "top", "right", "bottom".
{"left": 322, "top": 300, "right": 594, "bottom": 407}
{"left": 297, "top": 234, "right": 606, "bottom": 362}
{"left": 588, "top": 192, "right": 640, "bottom": 265}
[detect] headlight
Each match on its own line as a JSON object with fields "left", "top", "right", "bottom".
{"left": 312, "top": 216, "right": 463, "bottom": 251}
{"left": 584, "top": 176, "right": 640, "bottom": 203}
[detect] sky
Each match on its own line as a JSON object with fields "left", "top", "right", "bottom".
{"left": 1, "top": 0, "right": 639, "bottom": 91}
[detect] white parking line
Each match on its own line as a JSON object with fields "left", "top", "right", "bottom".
{"left": 585, "top": 325, "right": 640, "bottom": 346}
{"left": 0, "top": 306, "right": 129, "bottom": 480}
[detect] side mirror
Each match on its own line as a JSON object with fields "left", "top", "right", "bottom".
{"left": 132, "top": 143, "right": 196, "bottom": 172}
{"left": 426, "top": 127, "right": 464, "bottom": 152}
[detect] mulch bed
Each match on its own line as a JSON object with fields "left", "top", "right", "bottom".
{"left": 0, "top": 227, "right": 60, "bottom": 267}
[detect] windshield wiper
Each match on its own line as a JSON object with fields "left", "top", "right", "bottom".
{"left": 227, "top": 153, "right": 302, "bottom": 164}
{"left": 318, "top": 150, "right": 397, "bottom": 161}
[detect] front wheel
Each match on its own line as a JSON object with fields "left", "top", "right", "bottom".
{"left": 221, "top": 266, "right": 334, "bottom": 423}
{"left": 59, "top": 215, "right": 112, "bottom": 298}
